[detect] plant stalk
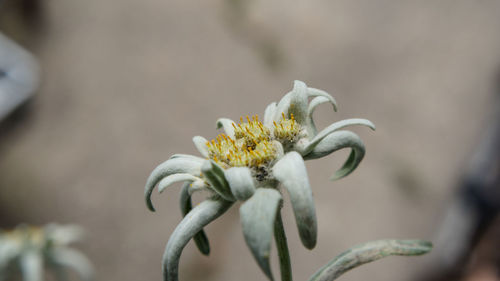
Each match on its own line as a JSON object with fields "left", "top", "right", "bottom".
{"left": 274, "top": 210, "right": 292, "bottom": 281}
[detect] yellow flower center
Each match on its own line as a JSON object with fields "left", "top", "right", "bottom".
{"left": 5, "top": 226, "right": 45, "bottom": 246}
{"left": 273, "top": 112, "right": 301, "bottom": 143}
{"left": 206, "top": 114, "right": 300, "bottom": 169}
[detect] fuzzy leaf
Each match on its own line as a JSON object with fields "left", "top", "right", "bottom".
{"left": 158, "top": 174, "right": 200, "bottom": 193}
{"left": 274, "top": 92, "right": 293, "bottom": 122}
{"left": 303, "top": 131, "right": 366, "bottom": 180}
{"left": 306, "top": 96, "right": 334, "bottom": 136}
{"left": 145, "top": 157, "right": 203, "bottom": 211}
{"left": 274, "top": 80, "right": 309, "bottom": 125}
{"left": 307, "top": 87, "right": 337, "bottom": 112}
{"left": 44, "top": 224, "right": 84, "bottom": 246}
{"left": 0, "top": 238, "right": 21, "bottom": 269}
{"left": 309, "top": 239, "right": 432, "bottom": 281}
{"left": 216, "top": 118, "right": 236, "bottom": 138}
{"left": 201, "top": 160, "right": 235, "bottom": 201}
{"left": 240, "top": 188, "right": 283, "bottom": 281}
{"left": 20, "top": 251, "right": 43, "bottom": 281}
{"left": 169, "top": 154, "right": 206, "bottom": 161}
{"left": 225, "top": 167, "right": 256, "bottom": 201}
{"left": 163, "top": 198, "right": 233, "bottom": 281}
{"left": 287, "top": 80, "right": 309, "bottom": 125}
{"left": 192, "top": 136, "right": 209, "bottom": 158}
{"left": 263, "top": 102, "right": 277, "bottom": 127}
{"left": 188, "top": 180, "right": 209, "bottom": 195}
{"left": 49, "top": 247, "right": 95, "bottom": 281}
{"left": 179, "top": 183, "right": 210, "bottom": 256}
{"left": 302, "top": 118, "right": 375, "bottom": 155}
{"left": 273, "top": 152, "right": 317, "bottom": 249}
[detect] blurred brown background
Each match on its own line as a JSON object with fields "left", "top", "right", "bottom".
{"left": 1, "top": 1, "right": 500, "bottom": 280}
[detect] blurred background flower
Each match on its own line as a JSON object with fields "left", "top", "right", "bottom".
{"left": 0, "top": 1, "right": 499, "bottom": 281}
{"left": 0, "top": 224, "right": 94, "bottom": 281}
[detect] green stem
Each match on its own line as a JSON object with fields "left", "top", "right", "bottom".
{"left": 274, "top": 210, "right": 292, "bottom": 281}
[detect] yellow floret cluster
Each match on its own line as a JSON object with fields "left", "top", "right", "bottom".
{"left": 5, "top": 226, "right": 44, "bottom": 246}
{"left": 233, "top": 115, "right": 271, "bottom": 147}
{"left": 207, "top": 115, "right": 275, "bottom": 169}
{"left": 273, "top": 113, "right": 301, "bottom": 143}
{"left": 206, "top": 114, "right": 301, "bottom": 170}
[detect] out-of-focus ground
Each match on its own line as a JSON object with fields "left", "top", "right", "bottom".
{"left": 1, "top": 1, "right": 500, "bottom": 280}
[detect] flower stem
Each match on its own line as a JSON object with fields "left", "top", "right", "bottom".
{"left": 274, "top": 210, "right": 292, "bottom": 281}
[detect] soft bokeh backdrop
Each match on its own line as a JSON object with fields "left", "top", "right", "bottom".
{"left": 1, "top": 1, "right": 500, "bottom": 280}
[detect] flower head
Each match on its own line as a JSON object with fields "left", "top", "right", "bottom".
{"left": 0, "top": 224, "right": 94, "bottom": 281}
{"left": 145, "top": 80, "right": 375, "bottom": 281}
{"left": 205, "top": 116, "right": 277, "bottom": 170}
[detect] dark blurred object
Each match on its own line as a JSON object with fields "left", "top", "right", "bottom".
{"left": 0, "top": 32, "right": 39, "bottom": 122}
{"left": 417, "top": 80, "right": 500, "bottom": 280}
{"left": 0, "top": 0, "right": 43, "bottom": 33}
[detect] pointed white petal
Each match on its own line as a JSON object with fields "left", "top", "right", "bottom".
{"left": 44, "top": 224, "right": 84, "bottom": 245}
{"left": 158, "top": 174, "right": 200, "bottom": 193}
{"left": 303, "top": 131, "right": 366, "bottom": 180}
{"left": 303, "top": 130, "right": 363, "bottom": 159}
{"left": 307, "top": 87, "right": 337, "bottom": 112}
{"left": 0, "top": 239, "right": 21, "bottom": 269}
{"left": 169, "top": 154, "right": 205, "bottom": 161}
{"left": 163, "top": 199, "right": 233, "bottom": 281}
{"left": 201, "top": 160, "right": 235, "bottom": 201}
{"left": 225, "top": 167, "right": 256, "bottom": 201}
{"left": 50, "top": 247, "right": 95, "bottom": 281}
{"left": 272, "top": 152, "right": 317, "bottom": 249}
{"left": 272, "top": 140, "right": 285, "bottom": 159}
{"left": 240, "top": 188, "right": 282, "bottom": 281}
{"left": 306, "top": 96, "right": 334, "bottom": 136}
{"left": 274, "top": 92, "right": 292, "bottom": 122}
{"left": 274, "top": 81, "right": 309, "bottom": 125}
{"left": 188, "top": 179, "right": 209, "bottom": 195}
{"left": 145, "top": 157, "right": 203, "bottom": 212}
{"left": 287, "top": 80, "right": 309, "bottom": 125}
{"left": 20, "top": 251, "right": 43, "bottom": 281}
{"left": 263, "top": 102, "right": 277, "bottom": 126}
{"left": 303, "top": 118, "right": 375, "bottom": 155}
{"left": 216, "top": 118, "right": 236, "bottom": 138}
{"left": 309, "top": 240, "right": 432, "bottom": 281}
{"left": 179, "top": 183, "right": 210, "bottom": 256}
{"left": 192, "top": 136, "right": 209, "bottom": 158}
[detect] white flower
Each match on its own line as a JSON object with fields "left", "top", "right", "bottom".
{"left": 0, "top": 224, "right": 94, "bottom": 281}
{"left": 145, "top": 80, "right": 374, "bottom": 281}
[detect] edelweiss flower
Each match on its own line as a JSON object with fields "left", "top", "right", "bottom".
{"left": 0, "top": 224, "right": 94, "bottom": 281}
{"left": 145, "top": 80, "right": 375, "bottom": 281}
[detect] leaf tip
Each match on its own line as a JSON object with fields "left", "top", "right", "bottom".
{"left": 366, "top": 120, "right": 376, "bottom": 131}
{"left": 146, "top": 199, "right": 156, "bottom": 212}
{"left": 407, "top": 240, "right": 433, "bottom": 255}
